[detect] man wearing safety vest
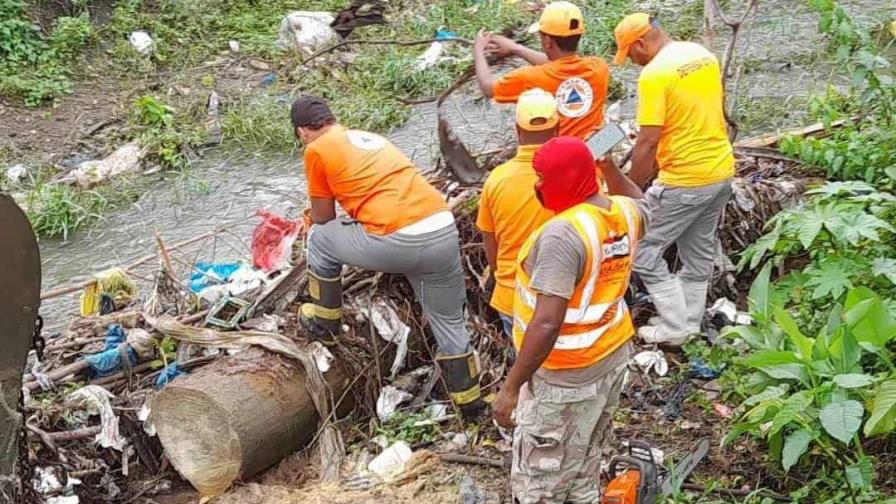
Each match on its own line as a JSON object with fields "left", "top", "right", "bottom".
{"left": 613, "top": 14, "right": 735, "bottom": 347}
{"left": 473, "top": 1, "right": 610, "bottom": 140}
{"left": 291, "top": 95, "right": 486, "bottom": 419}
{"left": 492, "top": 137, "right": 648, "bottom": 503}
{"left": 476, "top": 88, "right": 557, "bottom": 339}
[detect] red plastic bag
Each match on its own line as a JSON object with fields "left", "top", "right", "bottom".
{"left": 252, "top": 210, "right": 302, "bottom": 271}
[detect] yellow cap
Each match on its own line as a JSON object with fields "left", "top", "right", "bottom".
{"left": 613, "top": 13, "right": 652, "bottom": 65}
{"left": 527, "top": 1, "right": 585, "bottom": 37}
{"left": 516, "top": 88, "right": 559, "bottom": 132}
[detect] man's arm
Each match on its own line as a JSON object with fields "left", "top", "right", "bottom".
{"left": 628, "top": 126, "right": 662, "bottom": 188}
{"left": 488, "top": 34, "right": 548, "bottom": 65}
{"left": 492, "top": 295, "right": 567, "bottom": 428}
{"left": 310, "top": 197, "right": 337, "bottom": 224}
{"left": 474, "top": 29, "right": 497, "bottom": 98}
{"left": 599, "top": 156, "right": 643, "bottom": 199}
{"left": 482, "top": 232, "right": 498, "bottom": 275}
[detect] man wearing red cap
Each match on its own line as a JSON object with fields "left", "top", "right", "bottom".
{"left": 613, "top": 14, "right": 734, "bottom": 347}
{"left": 492, "top": 136, "right": 647, "bottom": 503}
{"left": 472, "top": 1, "right": 610, "bottom": 140}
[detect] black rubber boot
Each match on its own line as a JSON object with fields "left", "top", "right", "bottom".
{"left": 437, "top": 350, "right": 488, "bottom": 421}
{"left": 299, "top": 270, "right": 343, "bottom": 339}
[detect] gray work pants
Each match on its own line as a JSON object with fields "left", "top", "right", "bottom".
{"left": 633, "top": 179, "right": 732, "bottom": 285}
{"left": 307, "top": 218, "right": 470, "bottom": 355}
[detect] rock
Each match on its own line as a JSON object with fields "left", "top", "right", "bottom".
{"left": 5, "top": 164, "right": 28, "bottom": 183}
{"left": 276, "top": 11, "right": 339, "bottom": 55}
{"left": 129, "top": 31, "right": 155, "bottom": 56}
{"left": 248, "top": 59, "right": 270, "bottom": 71}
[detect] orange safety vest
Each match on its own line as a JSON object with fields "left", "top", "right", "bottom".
{"left": 512, "top": 196, "right": 641, "bottom": 370}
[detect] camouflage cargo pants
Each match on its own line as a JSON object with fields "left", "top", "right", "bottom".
{"left": 511, "top": 365, "right": 627, "bottom": 504}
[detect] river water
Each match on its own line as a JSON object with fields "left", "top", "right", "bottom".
{"left": 37, "top": 0, "right": 894, "bottom": 330}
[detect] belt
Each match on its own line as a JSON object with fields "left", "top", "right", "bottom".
{"left": 394, "top": 211, "right": 455, "bottom": 235}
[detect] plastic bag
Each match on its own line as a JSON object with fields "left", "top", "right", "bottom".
{"left": 252, "top": 211, "right": 301, "bottom": 271}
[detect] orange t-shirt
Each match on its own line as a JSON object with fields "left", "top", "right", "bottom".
{"left": 493, "top": 55, "right": 610, "bottom": 140}
{"left": 304, "top": 125, "right": 448, "bottom": 235}
{"left": 476, "top": 145, "right": 554, "bottom": 315}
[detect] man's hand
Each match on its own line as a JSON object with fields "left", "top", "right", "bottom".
{"left": 493, "top": 386, "right": 519, "bottom": 429}
{"left": 485, "top": 34, "right": 518, "bottom": 58}
{"left": 474, "top": 29, "right": 493, "bottom": 56}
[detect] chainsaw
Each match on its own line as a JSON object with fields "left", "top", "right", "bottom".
{"left": 602, "top": 438, "right": 710, "bottom": 504}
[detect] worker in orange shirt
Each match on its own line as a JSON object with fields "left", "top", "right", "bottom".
{"left": 492, "top": 136, "right": 648, "bottom": 503}
{"left": 613, "top": 14, "right": 734, "bottom": 347}
{"left": 476, "top": 88, "right": 557, "bottom": 339}
{"left": 473, "top": 1, "right": 610, "bottom": 140}
{"left": 291, "top": 95, "right": 485, "bottom": 419}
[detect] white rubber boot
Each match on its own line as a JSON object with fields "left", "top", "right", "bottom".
{"left": 638, "top": 278, "right": 689, "bottom": 347}
{"left": 681, "top": 279, "right": 709, "bottom": 335}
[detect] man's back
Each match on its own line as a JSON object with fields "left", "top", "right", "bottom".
{"left": 493, "top": 55, "right": 609, "bottom": 140}
{"left": 637, "top": 41, "right": 734, "bottom": 187}
{"left": 303, "top": 126, "right": 447, "bottom": 235}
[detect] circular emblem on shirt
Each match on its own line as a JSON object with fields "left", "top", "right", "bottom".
{"left": 555, "top": 77, "right": 593, "bottom": 118}
{"left": 347, "top": 130, "right": 386, "bottom": 151}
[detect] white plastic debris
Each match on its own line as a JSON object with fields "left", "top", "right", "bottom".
{"left": 276, "top": 12, "right": 339, "bottom": 55}
{"left": 47, "top": 497, "right": 80, "bottom": 504}
{"left": 427, "top": 403, "right": 449, "bottom": 420}
{"left": 127, "top": 328, "right": 155, "bottom": 360}
{"left": 196, "top": 264, "right": 269, "bottom": 303}
{"left": 129, "top": 31, "right": 155, "bottom": 56}
{"left": 633, "top": 350, "right": 669, "bottom": 377}
{"left": 34, "top": 467, "right": 63, "bottom": 495}
{"left": 362, "top": 297, "right": 410, "bottom": 379}
{"left": 367, "top": 441, "right": 413, "bottom": 477}
{"left": 708, "top": 298, "right": 753, "bottom": 325}
{"left": 376, "top": 385, "right": 413, "bottom": 421}
{"left": 413, "top": 41, "right": 445, "bottom": 70}
{"left": 309, "top": 341, "right": 334, "bottom": 373}
{"left": 5, "top": 164, "right": 28, "bottom": 183}
{"left": 71, "top": 141, "right": 144, "bottom": 188}
{"left": 605, "top": 102, "right": 622, "bottom": 123}
{"left": 65, "top": 385, "right": 125, "bottom": 451}
{"left": 138, "top": 400, "right": 156, "bottom": 437}
{"left": 228, "top": 40, "right": 240, "bottom": 52}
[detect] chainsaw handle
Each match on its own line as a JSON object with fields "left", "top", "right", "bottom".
{"left": 608, "top": 455, "right": 648, "bottom": 479}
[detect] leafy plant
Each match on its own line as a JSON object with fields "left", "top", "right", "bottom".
{"left": 724, "top": 267, "right": 896, "bottom": 493}
{"left": 49, "top": 14, "right": 93, "bottom": 56}
{"left": 374, "top": 411, "right": 440, "bottom": 445}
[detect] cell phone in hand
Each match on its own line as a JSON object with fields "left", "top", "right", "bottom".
{"left": 585, "top": 123, "right": 626, "bottom": 159}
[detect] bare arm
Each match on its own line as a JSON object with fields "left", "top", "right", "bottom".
{"left": 482, "top": 232, "right": 498, "bottom": 275}
{"left": 310, "top": 197, "right": 337, "bottom": 225}
{"left": 599, "top": 156, "right": 643, "bottom": 199}
{"left": 629, "top": 126, "right": 662, "bottom": 188}
{"left": 488, "top": 34, "right": 548, "bottom": 65}
{"left": 474, "top": 30, "right": 496, "bottom": 98}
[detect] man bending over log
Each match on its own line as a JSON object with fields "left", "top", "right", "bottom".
{"left": 291, "top": 95, "right": 486, "bottom": 419}
{"left": 492, "top": 137, "right": 647, "bottom": 503}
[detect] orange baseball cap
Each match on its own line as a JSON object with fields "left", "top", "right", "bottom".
{"left": 613, "top": 13, "right": 653, "bottom": 65}
{"left": 527, "top": 1, "right": 586, "bottom": 37}
{"left": 516, "top": 88, "right": 559, "bottom": 131}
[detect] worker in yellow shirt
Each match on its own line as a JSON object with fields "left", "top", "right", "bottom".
{"left": 473, "top": 1, "right": 610, "bottom": 140}
{"left": 492, "top": 136, "right": 648, "bottom": 503}
{"left": 476, "top": 88, "right": 557, "bottom": 339}
{"left": 613, "top": 14, "right": 735, "bottom": 347}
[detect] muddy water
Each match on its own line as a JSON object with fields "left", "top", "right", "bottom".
{"left": 37, "top": 0, "right": 894, "bottom": 330}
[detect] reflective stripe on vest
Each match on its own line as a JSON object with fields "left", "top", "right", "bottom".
{"left": 512, "top": 196, "right": 640, "bottom": 370}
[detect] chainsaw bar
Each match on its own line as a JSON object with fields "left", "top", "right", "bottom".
{"left": 660, "top": 438, "right": 709, "bottom": 495}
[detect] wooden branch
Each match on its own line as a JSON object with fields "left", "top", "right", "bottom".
{"left": 680, "top": 483, "right": 790, "bottom": 501}
{"left": 46, "top": 425, "right": 102, "bottom": 442}
{"left": 709, "top": 0, "right": 761, "bottom": 141}
{"left": 301, "top": 37, "right": 472, "bottom": 67}
{"left": 440, "top": 453, "right": 507, "bottom": 469}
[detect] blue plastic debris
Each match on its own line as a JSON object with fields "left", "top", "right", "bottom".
{"left": 84, "top": 324, "right": 137, "bottom": 377}
{"left": 155, "top": 363, "right": 187, "bottom": 389}
{"left": 189, "top": 262, "right": 242, "bottom": 293}
{"left": 689, "top": 357, "right": 725, "bottom": 379}
{"left": 261, "top": 73, "right": 277, "bottom": 86}
{"left": 435, "top": 29, "right": 458, "bottom": 41}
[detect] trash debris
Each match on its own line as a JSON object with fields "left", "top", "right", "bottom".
{"left": 662, "top": 381, "right": 691, "bottom": 421}
{"left": 708, "top": 297, "right": 752, "bottom": 325}
{"left": 207, "top": 91, "right": 223, "bottom": 145}
{"left": 5, "top": 163, "right": 28, "bottom": 183}
{"left": 252, "top": 210, "right": 302, "bottom": 271}
{"left": 713, "top": 402, "right": 735, "bottom": 419}
{"left": 80, "top": 267, "right": 137, "bottom": 316}
{"left": 309, "top": 341, "right": 334, "bottom": 372}
{"left": 331, "top": 0, "right": 388, "bottom": 38}
{"left": 84, "top": 324, "right": 137, "bottom": 376}
{"left": 413, "top": 31, "right": 457, "bottom": 71}
{"left": 189, "top": 261, "right": 243, "bottom": 293}
{"left": 368, "top": 441, "right": 413, "bottom": 478}
{"left": 690, "top": 357, "right": 725, "bottom": 380}
{"left": 205, "top": 296, "right": 252, "bottom": 329}
{"left": 65, "top": 385, "right": 125, "bottom": 451}
{"left": 70, "top": 141, "right": 144, "bottom": 188}
{"left": 261, "top": 73, "right": 277, "bottom": 86}
{"left": 129, "top": 31, "right": 154, "bottom": 55}
{"left": 155, "top": 362, "right": 186, "bottom": 389}
{"left": 376, "top": 385, "right": 413, "bottom": 421}
{"left": 276, "top": 11, "right": 339, "bottom": 55}
{"left": 228, "top": 40, "right": 240, "bottom": 52}
{"left": 361, "top": 297, "right": 410, "bottom": 379}
{"left": 633, "top": 350, "right": 669, "bottom": 377}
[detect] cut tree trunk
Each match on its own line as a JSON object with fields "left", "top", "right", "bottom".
{"left": 149, "top": 347, "right": 349, "bottom": 497}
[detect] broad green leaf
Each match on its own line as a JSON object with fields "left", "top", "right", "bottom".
{"left": 845, "top": 456, "right": 874, "bottom": 490}
{"left": 771, "top": 392, "right": 813, "bottom": 434}
{"left": 845, "top": 297, "right": 896, "bottom": 347}
{"left": 819, "top": 400, "right": 863, "bottom": 444}
{"left": 829, "top": 212, "right": 893, "bottom": 245}
{"left": 744, "top": 229, "right": 781, "bottom": 271}
{"left": 782, "top": 429, "right": 813, "bottom": 471}
{"left": 748, "top": 262, "right": 774, "bottom": 318}
{"left": 864, "top": 379, "right": 896, "bottom": 437}
{"left": 741, "top": 350, "right": 802, "bottom": 368}
{"left": 759, "top": 364, "right": 811, "bottom": 386}
{"left": 774, "top": 307, "right": 814, "bottom": 360}
{"left": 844, "top": 287, "right": 879, "bottom": 310}
{"left": 871, "top": 258, "right": 896, "bottom": 285}
{"left": 833, "top": 374, "right": 874, "bottom": 389}
{"left": 722, "top": 422, "right": 756, "bottom": 446}
{"left": 796, "top": 210, "right": 825, "bottom": 249}
{"left": 744, "top": 384, "right": 790, "bottom": 406}
{"left": 805, "top": 262, "right": 854, "bottom": 300}
{"left": 805, "top": 181, "right": 876, "bottom": 197}
{"left": 829, "top": 330, "right": 861, "bottom": 374}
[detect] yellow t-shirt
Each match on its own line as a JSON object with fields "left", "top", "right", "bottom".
{"left": 636, "top": 41, "right": 735, "bottom": 187}
{"left": 475, "top": 145, "right": 553, "bottom": 315}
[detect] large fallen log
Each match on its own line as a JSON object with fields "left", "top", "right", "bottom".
{"left": 149, "top": 348, "right": 349, "bottom": 497}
